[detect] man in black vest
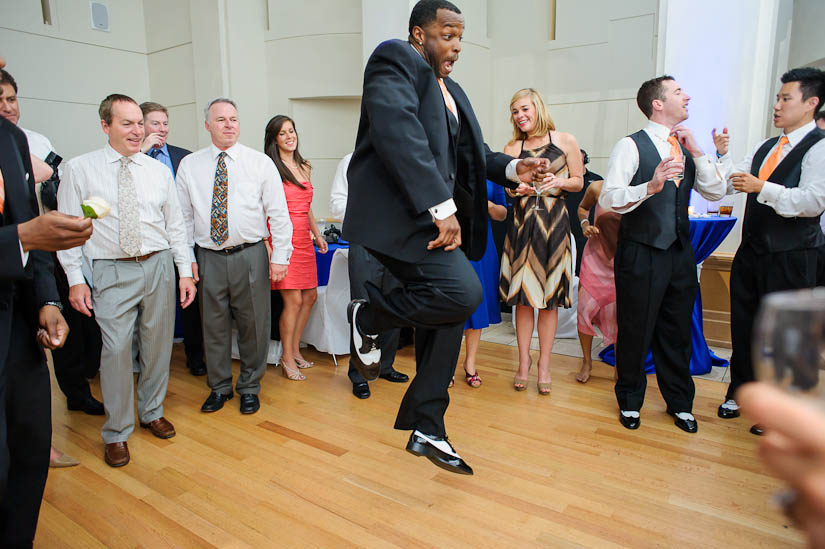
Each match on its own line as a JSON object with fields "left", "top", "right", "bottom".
{"left": 599, "top": 76, "right": 725, "bottom": 432}
{"left": 343, "top": 0, "right": 545, "bottom": 475}
{"left": 715, "top": 68, "right": 825, "bottom": 433}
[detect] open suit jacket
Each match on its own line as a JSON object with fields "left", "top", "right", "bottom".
{"left": 0, "top": 118, "right": 58, "bottom": 370}
{"left": 167, "top": 144, "right": 191, "bottom": 177}
{"left": 343, "top": 39, "right": 517, "bottom": 263}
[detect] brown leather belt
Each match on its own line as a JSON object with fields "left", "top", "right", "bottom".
{"left": 115, "top": 250, "right": 161, "bottom": 262}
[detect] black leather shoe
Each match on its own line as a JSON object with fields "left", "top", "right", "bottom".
{"left": 201, "top": 391, "right": 232, "bottom": 412}
{"left": 347, "top": 299, "right": 381, "bottom": 381}
{"left": 667, "top": 409, "right": 698, "bottom": 433}
{"left": 717, "top": 404, "right": 740, "bottom": 419}
{"left": 240, "top": 394, "right": 260, "bottom": 414}
{"left": 619, "top": 412, "right": 640, "bottom": 430}
{"left": 379, "top": 370, "right": 409, "bottom": 383}
{"left": 187, "top": 360, "right": 207, "bottom": 376}
{"left": 68, "top": 396, "right": 105, "bottom": 416}
{"left": 406, "top": 431, "right": 473, "bottom": 475}
{"left": 750, "top": 424, "right": 764, "bottom": 436}
{"left": 352, "top": 382, "right": 371, "bottom": 399}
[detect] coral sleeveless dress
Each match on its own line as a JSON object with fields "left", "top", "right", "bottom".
{"left": 271, "top": 180, "right": 317, "bottom": 290}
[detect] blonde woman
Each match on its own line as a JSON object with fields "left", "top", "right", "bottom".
{"left": 500, "top": 88, "right": 583, "bottom": 394}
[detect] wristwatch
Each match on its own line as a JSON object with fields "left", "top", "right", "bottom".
{"left": 41, "top": 300, "right": 64, "bottom": 312}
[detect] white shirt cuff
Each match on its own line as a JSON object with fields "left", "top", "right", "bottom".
{"left": 66, "top": 269, "right": 87, "bottom": 288}
{"left": 271, "top": 250, "right": 291, "bottom": 265}
{"left": 177, "top": 262, "right": 193, "bottom": 278}
{"left": 18, "top": 240, "right": 28, "bottom": 267}
{"left": 505, "top": 159, "right": 521, "bottom": 183}
{"left": 758, "top": 181, "right": 782, "bottom": 205}
{"left": 429, "top": 199, "right": 457, "bottom": 221}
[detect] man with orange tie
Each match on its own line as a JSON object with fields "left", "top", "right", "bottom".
{"left": 600, "top": 76, "right": 725, "bottom": 433}
{"left": 714, "top": 68, "right": 825, "bottom": 434}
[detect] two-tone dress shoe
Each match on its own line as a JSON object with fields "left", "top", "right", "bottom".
{"left": 717, "top": 400, "right": 740, "bottom": 419}
{"left": 406, "top": 431, "right": 473, "bottom": 475}
{"left": 750, "top": 424, "right": 764, "bottom": 436}
{"left": 352, "top": 382, "right": 371, "bottom": 399}
{"left": 68, "top": 396, "right": 105, "bottom": 416}
{"left": 240, "top": 394, "right": 260, "bottom": 414}
{"left": 379, "top": 370, "right": 409, "bottom": 383}
{"left": 347, "top": 299, "right": 381, "bottom": 381}
{"left": 139, "top": 417, "right": 176, "bottom": 439}
{"left": 104, "top": 441, "right": 130, "bottom": 467}
{"left": 201, "top": 391, "right": 233, "bottom": 412}
{"left": 667, "top": 409, "right": 698, "bottom": 433}
{"left": 619, "top": 411, "right": 640, "bottom": 430}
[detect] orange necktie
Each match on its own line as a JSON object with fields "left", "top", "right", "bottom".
{"left": 438, "top": 78, "right": 457, "bottom": 117}
{"left": 0, "top": 166, "right": 4, "bottom": 214}
{"left": 667, "top": 135, "right": 682, "bottom": 162}
{"left": 758, "top": 135, "right": 789, "bottom": 180}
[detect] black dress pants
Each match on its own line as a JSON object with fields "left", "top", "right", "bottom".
{"left": 614, "top": 239, "right": 697, "bottom": 412}
{"left": 348, "top": 244, "right": 401, "bottom": 384}
{"left": 0, "top": 307, "right": 51, "bottom": 548}
{"left": 727, "top": 243, "right": 819, "bottom": 400}
{"left": 50, "top": 256, "right": 101, "bottom": 405}
{"left": 175, "top": 270, "right": 205, "bottom": 367}
{"left": 359, "top": 247, "right": 481, "bottom": 436}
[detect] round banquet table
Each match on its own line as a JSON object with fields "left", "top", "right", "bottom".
{"left": 316, "top": 240, "right": 349, "bottom": 286}
{"left": 599, "top": 216, "right": 737, "bottom": 375}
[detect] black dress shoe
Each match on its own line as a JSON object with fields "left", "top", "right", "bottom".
{"left": 240, "top": 394, "right": 260, "bottom": 414}
{"left": 619, "top": 412, "right": 640, "bottom": 430}
{"left": 717, "top": 404, "right": 740, "bottom": 419}
{"left": 352, "top": 382, "right": 371, "bottom": 399}
{"left": 750, "top": 424, "right": 764, "bottom": 436}
{"left": 347, "top": 300, "right": 381, "bottom": 381}
{"left": 379, "top": 370, "right": 409, "bottom": 383}
{"left": 187, "top": 361, "right": 207, "bottom": 376}
{"left": 68, "top": 396, "right": 105, "bottom": 416}
{"left": 667, "top": 409, "right": 698, "bottom": 433}
{"left": 201, "top": 391, "right": 232, "bottom": 412}
{"left": 406, "top": 431, "right": 473, "bottom": 475}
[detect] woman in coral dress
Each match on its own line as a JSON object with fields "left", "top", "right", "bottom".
{"left": 264, "top": 115, "right": 327, "bottom": 381}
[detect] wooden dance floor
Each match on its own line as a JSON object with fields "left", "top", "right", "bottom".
{"left": 39, "top": 341, "right": 803, "bottom": 547}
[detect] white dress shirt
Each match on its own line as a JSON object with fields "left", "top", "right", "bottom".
{"left": 719, "top": 120, "right": 825, "bottom": 218}
{"left": 21, "top": 127, "right": 54, "bottom": 160}
{"left": 329, "top": 153, "right": 352, "bottom": 221}
{"left": 600, "top": 120, "right": 726, "bottom": 213}
{"left": 175, "top": 142, "right": 293, "bottom": 265}
{"left": 57, "top": 144, "right": 193, "bottom": 287}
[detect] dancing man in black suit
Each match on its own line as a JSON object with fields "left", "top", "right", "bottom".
{"left": 343, "top": 0, "right": 548, "bottom": 475}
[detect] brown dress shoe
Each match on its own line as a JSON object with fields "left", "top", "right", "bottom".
{"left": 139, "top": 417, "right": 176, "bottom": 439}
{"left": 104, "top": 441, "right": 130, "bottom": 467}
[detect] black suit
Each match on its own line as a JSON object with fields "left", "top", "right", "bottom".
{"left": 0, "top": 117, "right": 56, "bottom": 547}
{"left": 155, "top": 144, "right": 204, "bottom": 369}
{"left": 343, "top": 40, "right": 516, "bottom": 436}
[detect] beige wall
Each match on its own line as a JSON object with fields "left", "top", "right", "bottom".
{"left": 789, "top": 0, "right": 825, "bottom": 69}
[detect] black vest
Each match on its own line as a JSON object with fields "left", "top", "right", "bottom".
{"left": 618, "top": 130, "right": 695, "bottom": 250}
{"left": 742, "top": 128, "right": 825, "bottom": 254}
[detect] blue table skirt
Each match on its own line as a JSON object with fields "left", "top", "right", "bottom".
{"left": 315, "top": 240, "right": 349, "bottom": 286}
{"left": 599, "top": 216, "right": 737, "bottom": 375}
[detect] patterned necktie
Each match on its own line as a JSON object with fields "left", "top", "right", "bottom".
{"left": 758, "top": 135, "right": 789, "bottom": 180}
{"left": 0, "top": 166, "right": 5, "bottom": 215}
{"left": 667, "top": 135, "right": 682, "bottom": 162}
{"left": 210, "top": 151, "right": 229, "bottom": 245}
{"left": 118, "top": 157, "right": 142, "bottom": 256}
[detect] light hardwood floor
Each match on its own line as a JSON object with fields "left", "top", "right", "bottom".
{"left": 39, "top": 341, "right": 803, "bottom": 548}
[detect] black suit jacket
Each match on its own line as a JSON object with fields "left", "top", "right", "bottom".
{"left": 167, "top": 144, "right": 192, "bottom": 177}
{"left": 344, "top": 39, "right": 516, "bottom": 262}
{"left": 0, "top": 118, "right": 58, "bottom": 368}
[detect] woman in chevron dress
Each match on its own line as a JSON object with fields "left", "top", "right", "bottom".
{"left": 500, "top": 88, "right": 584, "bottom": 395}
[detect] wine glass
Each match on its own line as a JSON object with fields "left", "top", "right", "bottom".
{"left": 532, "top": 185, "right": 544, "bottom": 211}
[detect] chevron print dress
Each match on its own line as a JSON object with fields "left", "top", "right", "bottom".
{"left": 499, "top": 136, "right": 573, "bottom": 310}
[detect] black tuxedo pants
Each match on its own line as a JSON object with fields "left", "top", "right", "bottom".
{"left": 347, "top": 245, "right": 401, "bottom": 384}
{"left": 50, "top": 255, "right": 102, "bottom": 405}
{"left": 0, "top": 305, "right": 51, "bottom": 548}
{"left": 727, "top": 244, "right": 819, "bottom": 400}
{"left": 176, "top": 271, "right": 205, "bottom": 367}
{"left": 360, "top": 247, "right": 482, "bottom": 436}
{"left": 614, "top": 239, "right": 697, "bottom": 412}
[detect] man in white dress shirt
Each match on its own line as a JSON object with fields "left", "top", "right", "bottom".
{"left": 57, "top": 94, "right": 196, "bottom": 467}
{"left": 599, "top": 76, "right": 725, "bottom": 433}
{"left": 176, "top": 98, "right": 292, "bottom": 415}
{"left": 713, "top": 68, "right": 825, "bottom": 434}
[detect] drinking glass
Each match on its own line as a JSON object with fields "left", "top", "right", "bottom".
{"left": 671, "top": 158, "right": 686, "bottom": 187}
{"left": 533, "top": 186, "right": 544, "bottom": 211}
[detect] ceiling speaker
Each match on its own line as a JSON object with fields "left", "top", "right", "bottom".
{"left": 90, "top": 1, "right": 109, "bottom": 32}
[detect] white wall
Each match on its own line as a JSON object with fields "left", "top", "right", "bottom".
{"left": 789, "top": 0, "right": 825, "bottom": 69}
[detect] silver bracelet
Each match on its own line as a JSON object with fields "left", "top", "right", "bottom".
{"left": 579, "top": 218, "right": 589, "bottom": 226}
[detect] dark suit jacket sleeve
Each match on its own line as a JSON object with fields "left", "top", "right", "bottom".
{"left": 0, "top": 227, "right": 26, "bottom": 280}
{"left": 484, "top": 144, "right": 518, "bottom": 190}
{"left": 168, "top": 145, "right": 192, "bottom": 177}
{"left": 362, "top": 42, "right": 453, "bottom": 215}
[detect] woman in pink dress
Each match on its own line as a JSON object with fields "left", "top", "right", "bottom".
{"left": 575, "top": 180, "right": 620, "bottom": 383}
{"left": 264, "top": 115, "right": 327, "bottom": 381}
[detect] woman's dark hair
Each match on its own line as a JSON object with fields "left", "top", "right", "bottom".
{"left": 781, "top": 67, "right": 825, "bottom": 114}
{"left": 264, "top": 114, "right": 310, "bottom": 189}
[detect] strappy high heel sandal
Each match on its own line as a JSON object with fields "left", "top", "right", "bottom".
{"left": 281, "top": 363, "right": 306, "bottom": 381}
{"left": 537, "top": 380, "right": 552, "bottom": 395}
{"left": 513, "top": 375, "right": 528, "bottom": 391}
{"left": 294, "top": 356, "right": 314, "bottom": 369}
{"left": 465, "top": 370, "right": 482, "bottom": 388}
